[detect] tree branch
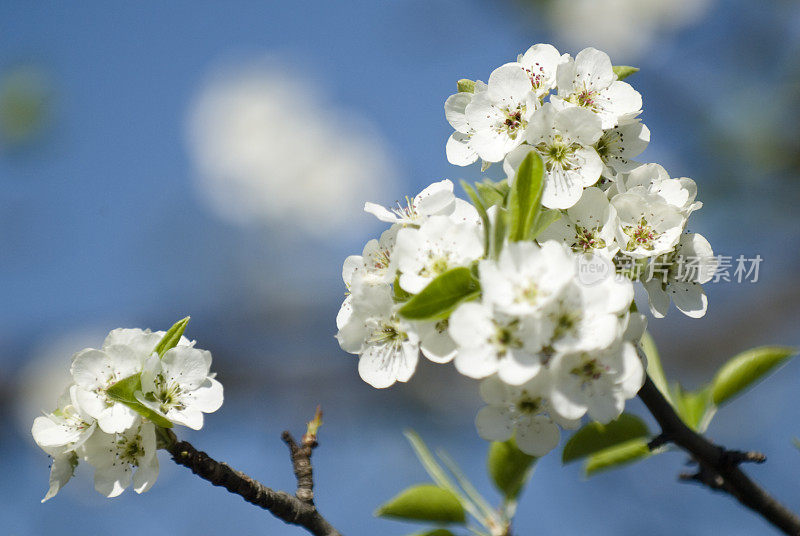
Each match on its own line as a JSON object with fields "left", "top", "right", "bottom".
{"left": 161, "top": 425, "right": 342, "bottom": 536}
{"left": 638, "top": 374, "right": 800, "bottom": 535}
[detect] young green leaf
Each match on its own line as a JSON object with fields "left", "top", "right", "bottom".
{"left": 475, "top": 179, "right": 508, "bottom": 208}
{"left": 457, "top": 79, "right": 476, "bottom": 93}
{"left": 640, "top": 331, "right": 673, "bottom": 404}
{"left": 527, "top": 208, "right": 561, "bottom": 240}
{"left": 394, "top": 275, "right": 413, "bottom": 302}
{"left": 612, "top": 65, "right": 639, "bottom": 81}
{"left": 672, "top": 384, "right": 714, "bottom": 432}
{"left": 460, "top": 180, "right": 491, "bottom": 256}
{"left": 584, "top": 438, "right": 651, "bottom": 477}
{"left": 153, "top": 316, "right": 190, "bottom": 358}
{"left": 487, "top": 438, "right": 536, "bottom": 501}
{"left": 710, "top": 346, "right": 797, "bottom": 406}
{"left": 398, "top": 267, "right": 480, "bottom": 320}
{"left": 507, "top": 152, "right": 544, "bottom": 242}
{"left": 562, "top": 413, "right": 649, "bottom": 464}
{"left": 106, "top": 373, "right": 173, "bottom": 428}
{"left": 376, "top": 484, "right": 466, "bottom": 524}
{"left": 491, "top": 206, "right": 508, "bottom": 259}
{"left": 406, "top": 530, "right": 456, "bottom": 536}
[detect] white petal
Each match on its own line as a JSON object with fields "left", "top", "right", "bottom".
{"left": 446, "top": 132, "right": 478, "bottom": 166}
{"left": 669, "top": 281, "right": 708, "bottom": 318}
{"left": 94, "top": 464, "right": 131, "bottom": 498}
{"left": 133, "top": 454, "right": 159, "bottom": 494}
{"left": 475, "top": 406, "right": 514, "bottom": 442}
{"left": 515, "top": 415, "right": 560, "bottom": 457}
{"left": 444, "top": 93, "right": 472, "bottom": 133}
{"left": 42, "top": 452, "right": 77, "bottom": 503}
{"left": 363, "top": 202, "right": 398, "bottom": 223}
{"left": 71, "top": 349, "right": 113, "bottom": 389}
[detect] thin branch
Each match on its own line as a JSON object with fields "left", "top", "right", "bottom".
{"left": 161, "top": 422, "right": 342, "bottom": 536}
{"left": 638, "top": 375, "right": 800, "bottom": 536}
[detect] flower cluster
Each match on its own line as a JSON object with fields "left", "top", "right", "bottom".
{"left": 31, "top": 326, "right": 223, "bottom": 501}
{"left": 337, "top": 44, "right": 717, "bottom": 457}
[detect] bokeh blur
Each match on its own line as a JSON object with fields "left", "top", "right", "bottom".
{"left": 2, "top": 1, "right": 800, "bottom": 534}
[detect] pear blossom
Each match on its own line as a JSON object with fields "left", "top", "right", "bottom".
{"left": 549, "top": 342, "right": 644, "bottom": 423}
{"left": 611, "top": 189, "right": 686, "bottom": 258}
{"left": 343, "top": 226, "right": 400, "bottom": 288}
{"left": 475, "top": 374, "right": 578, "bottom": 456}
{"left": 69, "top": 328, "right": 195, "bottom": 434}
{"left": 594, "top": 121, "right": 650, "bottom": 178}
{"left": 463, "top": 63, "right": 538, "bottom": 163}
{"left": 552, "top": 47, "right": 642, "bottom": 129}
{"left": 416, "top": 319, "right": 457, "bottom": 364}
{"left": 538, "top": 187, "right": 620, "bottom": 258}
{"left": 444, "top": 82, "right": 487, "bottom": 167}
{"left": 394, "top": 215, "right": 483, "bottom": 294}
{"left": 479, "top": 240, "right": 576, "bottom": 315}
{"left": 642, "top": 232, "right": 717, "bottom": 318}
{"left": 364, "top": 179, "right": 477, "bottom": 227}
{"left": 516, "top": 44, "right": 568, "bottom": 99}
{"left": 135, "top": 346, "right": 224, "bottom": 430}
{"left": 448, "top": 301, "right": 543, "bottom": 385}
{"left": 620, "top": 163, "right": 702, "bottom": 216}
{"left": 336, "top": 283, "right": 420, "bottom": 388}
{"left": 32, "top": 387, "right": 97, "bottom": 502}
{"left": 82, "top": 419, "right": 159, "bottom": 498}
{"left": 507, "top": 103, "right": 603, "bottom": 209}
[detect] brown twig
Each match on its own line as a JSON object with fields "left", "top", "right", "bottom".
{"left": 638, "top": 375, "right": 800, "bottom": 535}
{"left": 161, "top": 414, "right": 342, "bottom": 536}
{"left": 282, "top": 406, "right": 322, "bottom": 504}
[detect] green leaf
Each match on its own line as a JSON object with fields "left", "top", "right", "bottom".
{"left": 585, "top": 438, "right": 651, "bottom": 476}
{"left": 793, "top": 438, "right": 800, "bottom": 451}
{"left": 394, "top": 275, "right": 413, "bottom": 302}
{"left": 710, "top": 346, "right": 796, "bottom": 406}
{"left": 460, "top": 181, "right": 491, "bottom": 257}
{"left": 106, "top": 374, "right": 173, "bottom": 428}
{"left": 376, "top": 484, "right": 466, "bottom": 524}
{"left": 491, "top": 206, "right": 508, "bottom": 259}
{"left": 528, "top": 208, "right": 561, "bottom": 240}
{"left": 457, "top": 79, "right": 475, "bottom": 93}
{"left": 672, "top": 384, "right": 714, "bottom": 432}
{"left": 406, "top": 530, "right": 456, "bottom": 536}
{"left": 487, "top": 438, "right": 536, "bottom": 501}
{"left": 562, "top": 413, "right": 649, "bottom": 464}
{"left": 153, "top": 316, "right": 190, "bottom": 358}
{"left": 507, "top": 152, "right": 544, "bottom": 242}
{"left": 398, "top": 267, "right": 480, "bottom": 320}
{"left": 640, "top": 331, "right": 672, "bottom": 404}
{"left": 475, "top": 179, "right": 508, "bottom": 208}
{"left": 612, "top": 65, "right": 639, "bottom": 81}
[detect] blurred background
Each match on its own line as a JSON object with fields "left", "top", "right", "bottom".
{"left": 2, "top": 1, "right": 799, "bottom": 534}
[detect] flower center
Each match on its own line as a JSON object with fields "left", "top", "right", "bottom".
{"left": 570, "top": 357, "right": 607, "bottom": 386}
{"left": 516, "top": 393, "right": 542, "bottom": 414}
{"left": 500, "top": 105, "right": 527, "bottom": 139}
{"left": 595, "top": 130, "right": 621, "bottom": 161}
{"left": 574, "top": 225, "right": 606, "bottom": 252}
{"left": 367, "top": 319, "right": 407, "bottom": 348}
{"left": 116, "top": 434, "right": 145, "bottom": 466}
{"left": 537, "top": 136, "right": 580, "bottom": 171}
{"left": 491, "top": 320, "right": 522, "bottom": 356}
{"left": 623, "top": 218, "right": 659, "bottom": 251}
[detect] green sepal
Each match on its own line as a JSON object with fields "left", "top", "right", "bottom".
{"left": 612, "top": 66, "right": 639, "bottom": 81}
{"left": 457, "top": 79, "right": 476, "bottom": 93}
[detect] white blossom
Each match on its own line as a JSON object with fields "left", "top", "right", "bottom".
{"left": 642, "top": 232, "right": 717, "bottom": 318}
{"left": 336, "top": 283, "right": 420, "bottom": 388}
{"left": 549, "top": 342, "right": 644, "bottom": 423}
{"left": 595, "top": 121, "right": 650, "bottom": 178}
{"left": 506, "top": 103, "right": 603, "bottom": 209}
{"left": 538, "top": 187, "right": 620, "bottom": 258}
{"left": 343, "top": 226, "right": 400, "bottom": 288}
{"left": 475, "top": 374, "right": 577, "bottom": 456}
{"left": 82, "top": 419, "right": 159, "bottom": 498}
{"left": 448, "top": 301, "right": 544, "bottom": 385}
{"left": 394, "top": 215, "right": 483, "bottom": 294}
{"left": 619, "top": 163, "right": 702, "bottom": 216}
{"left": 463, "top": 63, "right": 538, "bottom": 163}
{"left": 136, "top": 346, "right": 224, "bottom": 430}
{"left": 611, "top": 189, "right": 686, "bottom": 258}
{"left": 552, "top": 47, "right": 642, "bottom": 129}
{"left": 364, "top": 179, "right": 477, "bottom": 227}
{"left": 516, "top": 44, "right": 569, "bottom": 99}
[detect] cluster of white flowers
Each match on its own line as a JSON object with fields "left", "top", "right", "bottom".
{"left": 337, "top": 44, "right": 717, "bottom": 457}
{"left": 31, "top": 327, "right": 223, "bottom": 501}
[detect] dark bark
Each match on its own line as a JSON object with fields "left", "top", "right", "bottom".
{"left": 638, "top": 375, "right": 800, "bottom": 535}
